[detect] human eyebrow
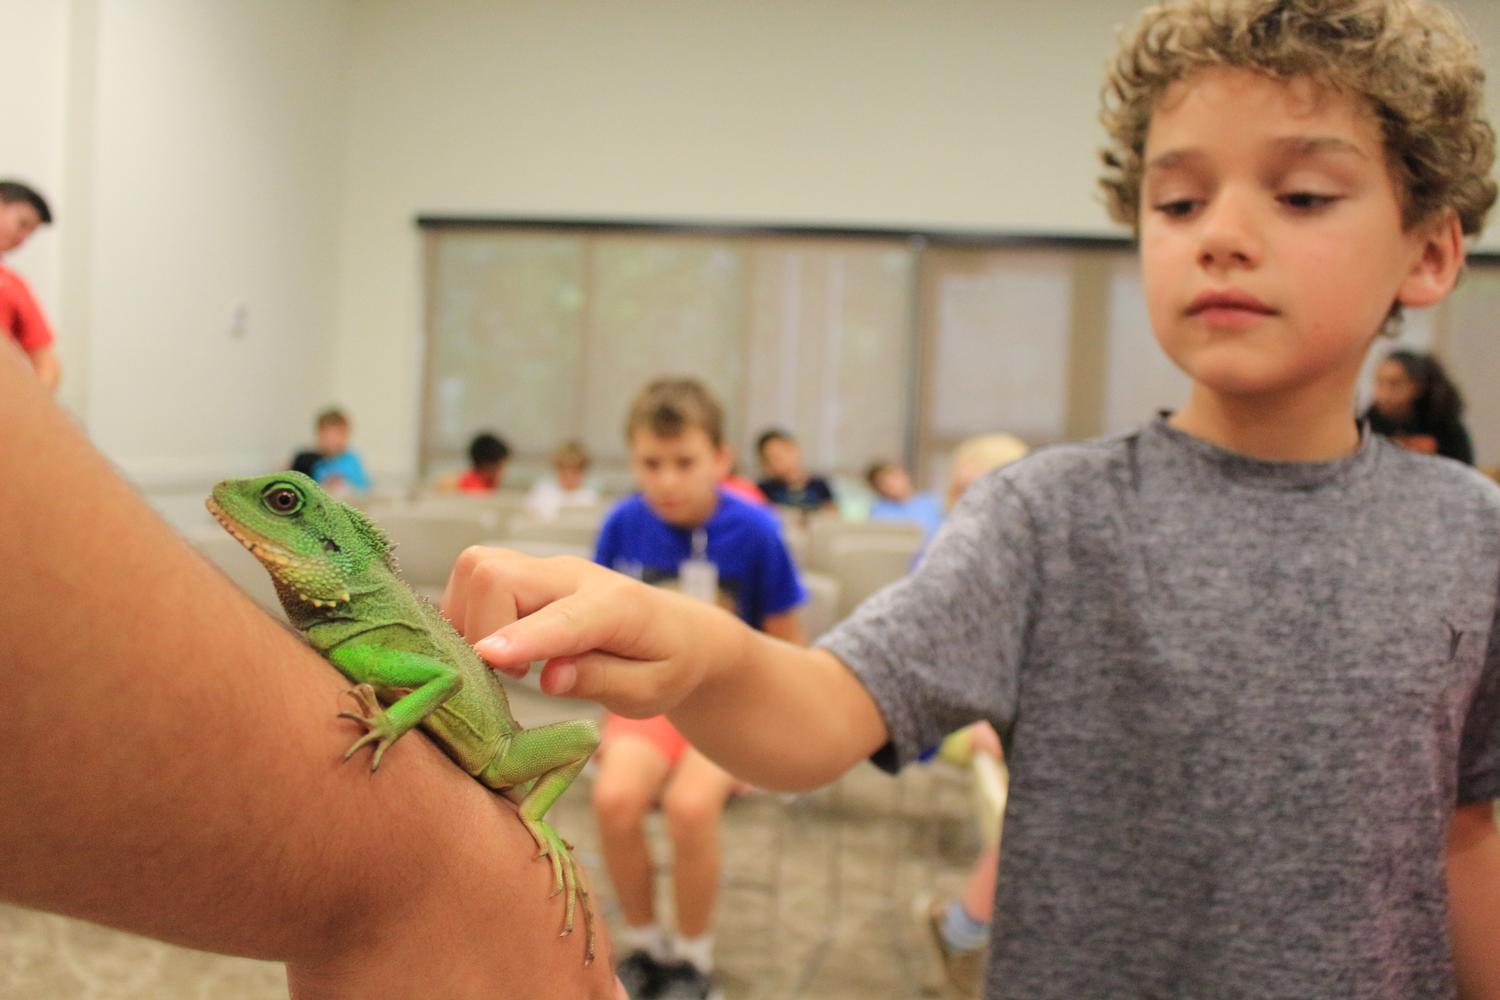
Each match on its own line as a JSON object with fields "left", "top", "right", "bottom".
{"left": 1143, "top": 147, "right": 1203, "bottom": 174}
{"left": 1269, "top": 135, "right": 1369, "bottom": 161}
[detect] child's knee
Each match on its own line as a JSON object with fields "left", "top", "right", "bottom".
{"left": 592, "top": 779, "right": 653, "bottom": 832}
{"left": 661, "top": 787, "right": 724, "bottom": 841}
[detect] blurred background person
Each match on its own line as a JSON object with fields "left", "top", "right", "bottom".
{"left": 1364, "top": 349, "right": 1474, "bottom": 464}
{"left": 452, "top": 431, "right": 511, "bottom": 493}
{"left": 915, "top": 431, "right": 1029, "bottom": 999}
{"left": 755, "top": 428, "right": 836, "bottom": 514}
{"left": 526, "top": 438, "right": 598, "bottom": 518}
{"left": 0, "top": 180, "right": 60, "bottom": 391}
{"left": 306, "top": 408, "right": 371, "bottom": 497}
{"left": 866, "top": 459, "right": 944, "bottom": 539}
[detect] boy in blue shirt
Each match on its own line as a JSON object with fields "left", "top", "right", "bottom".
{"left": 865, "top": 460, "right": 945, "bottom": 539}
{"left": 309, "top": 407, "right": 371, "bottom": 496}
{"left": 444, "top": 2, "right": 1500, "bottom": 995}
{"left": 590, "top": 378, "right": 804, "bottom": 1000}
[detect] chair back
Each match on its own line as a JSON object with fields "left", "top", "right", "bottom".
{"left": 807, "top": 516, "right": 924, "bottom": 574}
{"left": 799, "top": 570, "right": 843, "bottom": 641}
{"left": 825, "top": 532, "right": 924, "bottom": 618}
{"left": 375, "top": 510, "right": 503, "bottom": 592}
{"left": 503, "top": 511, "right": 603, "bottom": 550}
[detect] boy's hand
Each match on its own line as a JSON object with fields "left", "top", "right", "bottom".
{"left": 442, "top": 548, "right": 739, "bottom": 718}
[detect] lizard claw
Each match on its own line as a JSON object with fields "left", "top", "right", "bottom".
{"left": 519, "top": 817, "right": 595, "bottom": 962}
{"left": 340, "top": 683, "right": 382, "bottom": 717}
{"left": 336, "top": 684, "right": 398, "bottom": 771}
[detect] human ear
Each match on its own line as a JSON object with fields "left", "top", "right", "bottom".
{"left": 711, "top": 443, "right": 732, "bottom": 479}
{"left": 1396, "top": 209, "right": 1465, "bottom": 310}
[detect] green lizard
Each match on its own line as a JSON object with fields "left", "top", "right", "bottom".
{"left": 206, "top": 471, "right": 599, "bottom": 961}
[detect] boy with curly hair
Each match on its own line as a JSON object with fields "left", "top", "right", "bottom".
{"left": 444, "top": 2, "right": 1500, "bottom": 996}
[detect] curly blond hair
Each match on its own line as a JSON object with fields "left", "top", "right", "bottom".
{"left": 1099, "top": 0, "right": 1497, "bottom": 235}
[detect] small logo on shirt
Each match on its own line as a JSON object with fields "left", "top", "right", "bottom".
{"left": 1443, "top": 619, "right": 1464, "bottom": 661}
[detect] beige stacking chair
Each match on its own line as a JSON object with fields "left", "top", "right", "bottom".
{"left": 779, "top": 519, "right": 811, "bottom": 570}
{"left": 798, "top": 570, "right": 842, "bottom": 642}
{"left": 373, "top": 509, "right": 505, "bottom": 599}
{"left": 405, "top": 490, "right": 520, "bottom": 530}
{"left": 824, "top": 531, "right": 924, "bottom": 618}
{"left": 805, "top": 516, "right": 924, "bottom": 575}
{"left": 503, "top": 506, "right": 605, "bottom": 550}
{"left": 484, "top": 537, "right": 593, "bottom": 562}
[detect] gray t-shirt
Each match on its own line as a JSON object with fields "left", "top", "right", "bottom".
{"left": 820, "top": 418, "right": 1500, "bottom": 1000}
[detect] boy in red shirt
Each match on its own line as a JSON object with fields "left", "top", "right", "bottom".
{"left": 0, "top": 181, "right": 59, "bottom": 391}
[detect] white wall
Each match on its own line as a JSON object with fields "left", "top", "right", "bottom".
{"left": 0, "top": 1, "right": 70, "bottom": 392}
{"left": 7, "top": 1, "right": 1499, "bottom": 490}
{"left": 81, "top": 0, "right": 354, "bottom": 486}
{"left": 331, "top": 0, "right": 1500, "bottom": 482}
{"left": 6, "top": 0, "right": 354, "bottom": 492}
{"left": 332, "top": 0, "right": 1149, "bottom": 481}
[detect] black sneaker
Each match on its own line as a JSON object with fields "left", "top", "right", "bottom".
{"left": 656, "top": 960, "right": 723, "bottom": 1000}
{"left": 616, "top": 949, "right": 666, "bottom": 999}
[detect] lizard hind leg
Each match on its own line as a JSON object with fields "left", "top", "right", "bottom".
{"left": 336, "top": 683, "right": 402, "bottom": 770}
{"left": 482, "top": 718, "right": 600, "bottom": 964}
{"left": 519, "top": 815, "right": 595, "bottom": 963}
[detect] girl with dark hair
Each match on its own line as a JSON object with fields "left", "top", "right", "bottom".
{"left": 1364, "top": 350, "right": 1475, "bottom": 464}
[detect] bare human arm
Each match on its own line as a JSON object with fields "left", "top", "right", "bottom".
{"left": 28, "top": 342, "right": 60, "bottom": 390}
{"left": 1449, "top": 801, "right": 1500, "bottom": 1000}
{"left": 760, "top": 607, "right": 806, "bottom": 647}
{"left": 442, "top": 548, "right": 886, "bottom": 792}
{"left": 0, "top": 350, "right": 620, "bottom": 1000}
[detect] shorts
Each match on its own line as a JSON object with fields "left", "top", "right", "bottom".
{"left": 601, "top": 713, "right": 690, "bottom": 768}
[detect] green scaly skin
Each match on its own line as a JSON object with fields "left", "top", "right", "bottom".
{"left": 206, "top": 472, "right": 599, "bottom": 962}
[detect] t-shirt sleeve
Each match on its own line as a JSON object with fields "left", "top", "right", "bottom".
{"left": 816, "top": 473, "right": 1038, "bottom": 773}
{"left": 754, "top": 525, "right": 805, "bottom": 618}
{"left": 1458, "top": 597, "right": 1500, "bottom": 802}
{"left": 4, "top": 273, "right": 54, "bottom": 352}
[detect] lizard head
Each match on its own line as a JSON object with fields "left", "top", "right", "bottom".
{"left": 206, "top": 471, "right": 395, "bottom": 611}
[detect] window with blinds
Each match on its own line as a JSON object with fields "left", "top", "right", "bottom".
{"left": 421, "top": 221, "right": 1500, "bottom": 485}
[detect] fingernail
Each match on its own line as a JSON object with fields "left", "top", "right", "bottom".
{"left": 547, "top": 661, "right": 577, "bottom": 694}
{"left": 475, "top": 634, "right": 509, "bottom": 657}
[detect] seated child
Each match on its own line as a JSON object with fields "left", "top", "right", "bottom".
{"left": 592, "top": 378, "right": 804, "bottom": 1000}
{"left": 308, "top": 408, "right": 370, "bottom": 496}
{"left": 754, "top": 428, "right": 836, "bottom": 513}
{"left": 526, "top": 439, "right": 599, "bottom": 519}
{"left": 865, "top": 460, "right": 944, "bottom": 539}
{"left": 452, "top": 431, "right": 510, "bottom": 493}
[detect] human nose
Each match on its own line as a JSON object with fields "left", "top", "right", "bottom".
{"left": 1196, "top": 188, "right": 1262, "bottom": 271}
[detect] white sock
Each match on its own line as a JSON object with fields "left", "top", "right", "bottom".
{"left": 620, "top": 922, "right": 668, "bottom": 961}
{"left": 672, "top": 932, "right": 715, "bottom": 973}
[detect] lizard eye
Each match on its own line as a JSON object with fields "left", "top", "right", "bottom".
{"left": 323, "top": 538, "right": 341, "bottom": 553}
{"left": 261, "top": 485, "right": 304, "bottom": 516}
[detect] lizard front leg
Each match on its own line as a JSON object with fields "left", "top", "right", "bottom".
{"left": 482, "top": 719, "right": 601, "bottom": 963}
{"left": 327, "top": 644, "right": 462, "bottom": 770}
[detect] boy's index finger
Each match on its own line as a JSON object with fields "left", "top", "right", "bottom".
{"left": 474, "top": 587, "right": 621, "bottom": 669}
{"left": 443, "top": 547, "right": 595, "bottom": 646}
